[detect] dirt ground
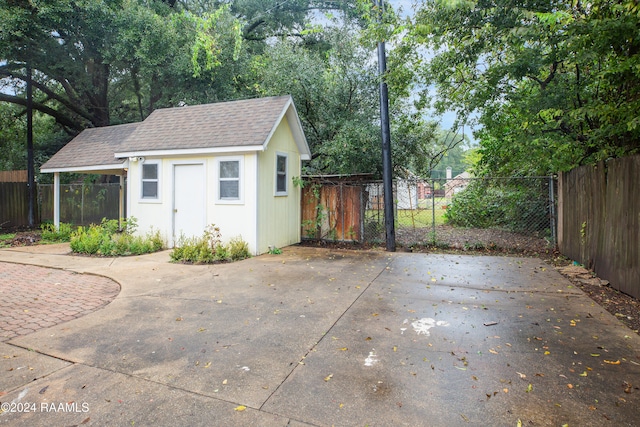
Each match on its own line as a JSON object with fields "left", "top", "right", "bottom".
{"left": 2, "top": 228, "right": 638, "bottom": 335}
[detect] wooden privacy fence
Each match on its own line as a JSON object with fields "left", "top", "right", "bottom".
{"left": 0, "top": 170, "right": 27, "bottom": 182}
{"left": 0, "top": 182, "right": 33, "bottom": 229}
{"left": 558, "top": 155, "right": 640, "bottom": 299}
{"left": 0, "top": 182, "right": 122, "bottom": 229}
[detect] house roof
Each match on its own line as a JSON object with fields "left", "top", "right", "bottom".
{"left": 40, "top": 123, "right": 139, "bottom": 174}
{"left": 41, "top": 96, "right": 310, "bottom": 174}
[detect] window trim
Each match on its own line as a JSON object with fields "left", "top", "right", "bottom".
{"left": 275, "top": 152, "right": 288, "bottom": 196}
{"left": 216, "top": 156, "right": 243, "bottom": 204}
{"left": 140, "top": 160, "right": 161, "bottom": 202}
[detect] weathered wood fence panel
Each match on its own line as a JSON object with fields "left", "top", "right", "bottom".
{"left": 0, "top": 170, "right": 27, "bottom": 182}
{"left": 301, "top": 182, "right": 363, "bottom": 241}
{"left": 558, "top": 155, "right": 640, "bottom": 299}
{"left": 0, "top": 182, "right": 32, "bottom": 228}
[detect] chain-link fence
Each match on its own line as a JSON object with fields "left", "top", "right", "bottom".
{"left": 38, "top": 183, "right": 123, "bottom": 226}
{"left": 302, "top": 176, "right": 557, "bottom": 253}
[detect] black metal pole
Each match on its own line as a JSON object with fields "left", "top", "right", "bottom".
{"left": 376, "top": 0, "right": 396, "bottom": 252}
{"left": 26, "top": 64, "right": 35, "bottom": 228}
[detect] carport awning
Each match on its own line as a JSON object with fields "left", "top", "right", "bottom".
{"left": 40, "top": 123, "right": 139, "bottom": 175}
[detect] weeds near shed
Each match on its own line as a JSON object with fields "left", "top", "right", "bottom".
{"left": 40, "top": 222, "right": 73, "bottom": 242}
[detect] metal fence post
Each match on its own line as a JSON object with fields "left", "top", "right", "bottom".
{"left": 549, "top": 175, "right": 557, "bottom": 246}
{"left": 431, "top": 179, "right": 436, "bottom": 243}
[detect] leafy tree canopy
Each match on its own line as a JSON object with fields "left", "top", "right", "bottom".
{"left": 407, "top": 0, "right": 640, "bottom": 176}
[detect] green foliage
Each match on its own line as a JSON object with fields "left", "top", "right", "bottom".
{"left": 228, "top": 236, "right": 250, "bottom": 261}
{"left": 40, "top": 222, "right": 73, "bottom": 242}
{"left": 255, "top": 31, "right": 381, "bottom": 175}
{"left": 70, "top": 217, "right": 163, "bottom": 256}
{"left": 408, "top": 0, "right": 640, "bottom": 175}
{"left": 268, "top": 246, "right": 283, "bottom": 255}
{"left": 444, "top": 180, "right": 550, "bottom": 236}
{"left": 0, "top": 233, "right": 16, "bottom": 248}
{"left": 170, "top": 224, "right": 251, "bottom": 264}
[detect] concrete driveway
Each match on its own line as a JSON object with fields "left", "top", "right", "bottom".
{"left": 0, "top": 244, "right": 638, "bottom": 426}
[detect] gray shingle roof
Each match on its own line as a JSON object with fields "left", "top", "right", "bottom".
{"left": 118, "top": 95, "right": 294, "bottom": 153}
{"left": 40, "top": 123, "right": 139, "bottom": 172}
{"left": 41, "top": 96, "right": 309, "bottom": 173}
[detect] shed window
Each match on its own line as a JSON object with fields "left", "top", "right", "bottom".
{"left": 275, "top": 153, "right": 288, "bottom": 195}
{"left": 141, "top": 163, "right": 159, "bottom": 199}
{"left": 219, "top": 160, "right": 240, "bottom": 199}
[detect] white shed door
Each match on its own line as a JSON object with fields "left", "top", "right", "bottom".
{"left": 173, "top": 164, "right": 205, "bottom": 243}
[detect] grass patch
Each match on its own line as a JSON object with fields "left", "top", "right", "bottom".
{"left": 368, "top": 208, "right": 448, "bottom": 228}
{"left": 0, "top": 233, "right": 16, "bottom": 248}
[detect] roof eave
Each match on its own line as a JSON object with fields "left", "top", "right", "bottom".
{"left": 115, "top": 145, "right": 265, "bottom": 158}
{"left": 41, "top": 163, "right": 127, "bottom": 174}
{"left": 262, "top": 97, "right": 311, "bottom": 160}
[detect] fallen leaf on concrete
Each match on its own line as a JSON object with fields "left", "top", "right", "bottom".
{"left": 526, "top": 383, "right": 533, "bottom": 393}
{"left": 324, "top": 374, "right": 333, "bottom": 382}
{"left": 338, "top": 347, "right": 348, "bottom": 351}
{"left": 39, "top": 385, "right": 49, "bottom": 394}
{"left": 604, "top": 360, "right": 621, "bottom": 365}
{"left": 234, "top": 405, "right": 246, "bottom": 411}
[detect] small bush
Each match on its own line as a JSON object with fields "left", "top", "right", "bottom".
{"left": 70, "top": 217, "right": 164, "bottom": 256}
{"left": 170, "top": 226, "right": 251, "bottom": 264}
{"left": 228, "top": 236, "right": 250, "bottom": 261}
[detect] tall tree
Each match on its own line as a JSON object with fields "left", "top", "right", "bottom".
{"left": 256, "top": 28, "right": 382, "bottom": 175}
{"left": 407, "top": 0, "right": 640, "bottom": 175}
{"left": 0, "top": 0, "right": 248, "bottom": 132}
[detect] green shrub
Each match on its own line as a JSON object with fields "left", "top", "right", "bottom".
{"left": 70, "top": 217, "right": 163, "bottom": 256}
{"left": 228, "top": 236, "right": 250, "bottom": 261}
{"left": 170, "top": 226, "right": 251, "bottom": 264}
{"left": 444, "top": 180, "right": 550, "bottom": 235}
{"left": 41, "top": 222, "right": 73, "bottom": 242}
{"left": 70, "top": 224, "right": 104, "bottom": 254}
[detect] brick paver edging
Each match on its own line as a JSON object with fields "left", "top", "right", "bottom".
{"left": 0, "top": 262, "right": 120, "bottom": 341}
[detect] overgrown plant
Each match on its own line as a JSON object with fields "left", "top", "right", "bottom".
{"left": 70, "top": 217, "right": 163, "bottom": 256}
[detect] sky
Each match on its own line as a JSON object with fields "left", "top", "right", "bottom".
{"left": 386, "top": 0, "right": 475, "bottom": 143}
